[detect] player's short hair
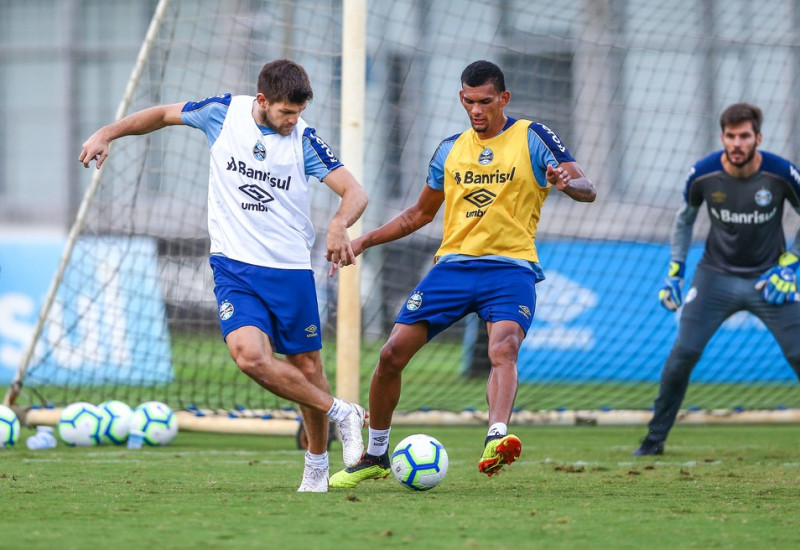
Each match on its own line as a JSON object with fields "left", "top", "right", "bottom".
{"left": 257, "top": 59, "right": 314, "bottom": 105}
{"left": 720, "top": 103, "right": 763, "bottom": 134}
{"left": 461, "top": 60, "right": 506, "bottom": 93}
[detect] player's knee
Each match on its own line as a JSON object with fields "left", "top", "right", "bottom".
{"left": 662, "top": 345, "right": 702, "bottom": 378}
{"left": 377, "top": 340, "right": 409, "bottom": 375}
{"left": 487, "top": 336, "right": 521, "bottom": 368}
{"left": 233, "top": 349, "right": 271, "bottom": 379}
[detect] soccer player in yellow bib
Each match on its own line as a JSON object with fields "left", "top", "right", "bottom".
{"left": 330, "top": 60, "right": 595, "bottom": 487}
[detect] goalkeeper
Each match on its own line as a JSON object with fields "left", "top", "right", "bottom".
{"left": 634, "top": 103, "right": 800, "bottom": 456}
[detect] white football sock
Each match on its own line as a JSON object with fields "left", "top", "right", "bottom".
{"left": 305, "top": 450, "right": 329, "bottom": 469}
{"left": 367, "top": 428, "right": 391, "bottom": 457}
{"left": 487, "top": 422, "right": 507, "bottom": 438}
{"left": 326, "top": 397, "right": 352, "bottom": 422}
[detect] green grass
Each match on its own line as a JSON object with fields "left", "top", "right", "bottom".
{"left": 3, "top": 424, "right": 800, "bottom": 549}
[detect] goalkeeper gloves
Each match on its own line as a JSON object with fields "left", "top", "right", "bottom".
{"left": 754, "top": 252, "right": 800, "bottom": 305}
{"left": 658, "top": 260, "right": 685, "bottom": 312}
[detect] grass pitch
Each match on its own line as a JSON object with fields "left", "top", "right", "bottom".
{"left": 2, "top": 424, "right": 800, "bottom": 550}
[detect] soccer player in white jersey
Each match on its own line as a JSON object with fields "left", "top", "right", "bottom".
{"left": 80, "top": 59, "right": 368, "bottom": 492}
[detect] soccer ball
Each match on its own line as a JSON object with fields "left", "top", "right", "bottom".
{"left": 0, "top": 405, "right": 20, "bottom": 448}
{"left": 98, "top": 400, "right": 133, "bottom": 445}
{"left": 130, "top": 401, "right": 178, "bottom": 446}
{"left": 391, "top": 433, "right": 449, "bottom": 491}
{"left": 58, "top": 402, "right": 103, "bottom": 446}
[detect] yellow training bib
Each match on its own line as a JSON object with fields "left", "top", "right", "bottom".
{"left": 435, "top": 119, "right": 550, "bottom": 262}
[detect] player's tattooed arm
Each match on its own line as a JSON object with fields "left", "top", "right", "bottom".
{"left": 547, "top": 162, "right": 596, "bottom": 202}
{"left": 351, "top": 185, "right": 444, "bottom": 256}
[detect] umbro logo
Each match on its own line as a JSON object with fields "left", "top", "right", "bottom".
{"left": 239, "top": 184, "right": 274, "bottom": 204}
{"left": 464, "top": 189, "right": 496, "bottom": 208}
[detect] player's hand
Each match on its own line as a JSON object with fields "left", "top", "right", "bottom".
{"left": 658, "top": 260, "right": 685, "bottom": 311}
{"left": 328, "top": 235, "right": 365, "bottom": 277}
{"left": 546, "top": 164, "right": 571, "bottom": 191}
{"left": 326, "top": 222, "right": 358, "bottom": 277}
{"left": 754, "top": 252, "right": 800, "bottom": 305}
{"left": 79, "top": 130, "right": 111, "bottom": 168}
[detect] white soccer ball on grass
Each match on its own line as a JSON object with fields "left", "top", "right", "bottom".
{"left": 391, "top": 433, "right": 449, "bottom": 491}
{"left": 0, "top": 404, "right": 21, "bottom": 448}
{"left": 98, "top": 400, "right": 134, "bottom": 445}
{"left": 129, "top": 401, "right": 178, "bottom": 446}
{"left": 58, "top": 402, "right": 103, "bottom": 446}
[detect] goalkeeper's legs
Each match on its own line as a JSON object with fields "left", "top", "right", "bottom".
{"left": 643, "top": 268, "right": 735, "bottom": 446}
{"left": 748, "top": 297, "right": 800, "bottom": 380}
{"left": 646, "top": 345, "right": 701, "bottom": 442}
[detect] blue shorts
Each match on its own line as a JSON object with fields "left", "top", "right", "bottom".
{"left": 209, "top": 256, "right": 322, "bottom": 355}
{"left": 395, "top": 260, "right": 537, "bottom": 341}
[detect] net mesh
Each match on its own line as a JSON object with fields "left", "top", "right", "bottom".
{"left": 11, "top": 0, "right": 800, "bottom": 417}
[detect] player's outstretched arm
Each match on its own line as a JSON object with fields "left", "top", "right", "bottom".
{"left": 546, "top": 161, "right": 596, "bottom": 202}
{"left": 355, "top": 184, "right": 444, "bottom": 255}
{"left": 79, "top": 103, "right": 186, "bottom": 169}
{"left": 327, "top": 183, "right": 442, "bottom": 277}
{"left": 321, "top": 166, "right": 369, "bottom": 269}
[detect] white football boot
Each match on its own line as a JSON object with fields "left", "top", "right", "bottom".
{"left": 335, "top": 403, "right": 366, "bottom": 468}
{"left": 297, "top": 466, "right": 329, "bottom": 493}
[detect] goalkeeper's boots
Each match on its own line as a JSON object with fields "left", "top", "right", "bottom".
{"left": 632, "top": 437, "right": 665, "bottom": 456}
{"left": 478, "top": 434, "right": 522, "bottom": 477}
{"left": 334, "top": 403, "right": 367, "bottom": 468}
{"left": 329, "top": 452, "right": 391, "bottom": 488}
{"left": 297, "top": 466, "right": 329, "bottom": 493}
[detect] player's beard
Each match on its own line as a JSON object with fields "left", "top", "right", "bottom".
{"left": 258, "top": 109, "right": 293, "bottom": 136}
{"left": 725, "top": 146, "right": 756, "bottom": 168}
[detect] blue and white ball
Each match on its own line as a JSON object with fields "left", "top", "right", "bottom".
{"left": 58, "top": 402, "right": 103, "bottom": 446}
{"left": 98, "top": 400, "right": 133, "bottom": 445}
{"left": 0, "top": 404, "right": 21, "bottom": 448}
{"left": 130, "top": 401, "right": 178, "bottom": 446}
{"left": 391, "top": 433, "right": 449, "bottom": 491}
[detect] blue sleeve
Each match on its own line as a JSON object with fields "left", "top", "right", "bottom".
{"left": 682, "top": 151, "right": 723, "bottom": 205}
{"left": 426, "top": 134, "right": 459, "bottom": 191}
{"left": 761, "top": 151, "right": 800, "bottom": 207}
{"left": 302, "top": 127, "right": 344, "bottom": 180}
{"left": 180, "top": 93, "right": 232, "bottom": 147}
{"left": 682, "top": 165, "right": 699, "bottom": 205}
{"left": 527, "top": 122, "right": 575, "bottom": 187}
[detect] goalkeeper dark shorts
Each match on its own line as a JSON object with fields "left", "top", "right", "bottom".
{"left": 209, "top": 255, "right": 322, "bottom": 354}
{"left": 395, "top": 259, "right": 537, "bottom": 341}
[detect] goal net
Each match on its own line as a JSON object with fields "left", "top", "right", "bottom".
{"left": 7, "top": 0, "right": 800, "bottom": 427}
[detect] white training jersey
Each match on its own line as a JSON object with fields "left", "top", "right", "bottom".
{"left": 181, "top": 94, "right": 343, "bottom": 269}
